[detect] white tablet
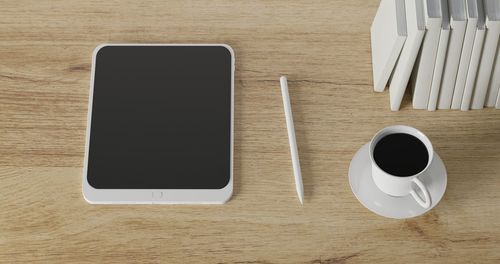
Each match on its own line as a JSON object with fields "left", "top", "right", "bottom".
{"left": 83, "top": 44, "right": 234, "bottom": 204}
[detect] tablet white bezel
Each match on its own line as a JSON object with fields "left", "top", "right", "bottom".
{"left": 82, "top": 44, "right": 234, "bottom": 204}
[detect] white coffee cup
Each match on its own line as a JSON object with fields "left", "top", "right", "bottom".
{"left": 369, "top": 125, "right": 432, "bottom": 209}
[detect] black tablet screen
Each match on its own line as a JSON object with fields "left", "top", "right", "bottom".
{"left": 87, "top": 45, "right": 232, "bottom": 189}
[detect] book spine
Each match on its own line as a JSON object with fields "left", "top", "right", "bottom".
{"left": 428, "top": 28, "right": 450, "bottom": 111}
{"left": 438, "top": 19, "right": 467, "bottom": 109}
{"left": 485, "top": 27, "right": 500, "bottom": 107}
{"left": 412, "top": 18, "right": 442, "bottom": 109}
{"left": 471, "top": 21, "right": 500, "bottom": 109}
{"left": 461, "top": 28, "right": 485, "bottom": 110}
{"left": 451, "top": 19, "right": 478, "bottom": 109}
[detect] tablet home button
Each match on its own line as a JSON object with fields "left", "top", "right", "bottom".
{"left": 152, "top": 191, "right": 163, "bottom": 199}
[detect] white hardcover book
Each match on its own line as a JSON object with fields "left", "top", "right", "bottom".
{"left": 371, "top": 0, "right": 408, "bottom": 92}
{"left": 496, "top": 84, "right": 500, "bottom": 108}
{"left": 428, "top": 0, "right": 451, "bottom": 111}
{"left": 460, "top": 0, "right": 485, "bottom": 110}
{"left": 412, "top": 0, "right": 443, "bottom": 109}
{"left": 484, "top": 1, "right": 500, "bottom": 107}
{"left": 471, "top": 0, "right": 500, "bottom": 109}
{"left": 451, "top": 0, "right": 480, "bottom": 109}
{"left": 389, "top": 0, "right": 426, "bottom": 111}
{"left": 487, "top": 41, "right": 500, "bottom": 107}
{"left": 438, "top": 0, "right": 467, "bottom": 109}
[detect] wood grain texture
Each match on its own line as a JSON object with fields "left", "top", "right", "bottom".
{"left": 1, "top": 0, "right": 499, "bottom": 263}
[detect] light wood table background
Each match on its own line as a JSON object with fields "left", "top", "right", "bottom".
{"left": 1, "top": 1, "right": 500, "bottom": 263}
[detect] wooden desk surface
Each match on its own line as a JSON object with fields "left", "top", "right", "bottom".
{"left": 1, "top": 1, "right": 500, "bottom": 263}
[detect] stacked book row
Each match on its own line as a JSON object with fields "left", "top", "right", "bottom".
{"left": 371, "top": 0, "right": 500, "bottom": 111}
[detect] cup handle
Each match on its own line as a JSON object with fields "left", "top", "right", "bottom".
{"left": 410, "top": 178, "right": 431, "bottom": 209}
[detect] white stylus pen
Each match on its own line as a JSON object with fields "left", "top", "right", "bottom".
{"left": 280, "top": 76, "right": 304, "bottom": 204}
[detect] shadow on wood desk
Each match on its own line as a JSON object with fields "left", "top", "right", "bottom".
{"left": 1, "top": 1, "right": 499, "bottom": 263}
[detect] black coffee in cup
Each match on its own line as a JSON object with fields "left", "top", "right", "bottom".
{"left": 373, "top": 133, "right": 429, "bottom": 177}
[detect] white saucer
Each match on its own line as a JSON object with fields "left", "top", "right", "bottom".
{"left": 349, "top": 143, "right": 447, "bottom": 219}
